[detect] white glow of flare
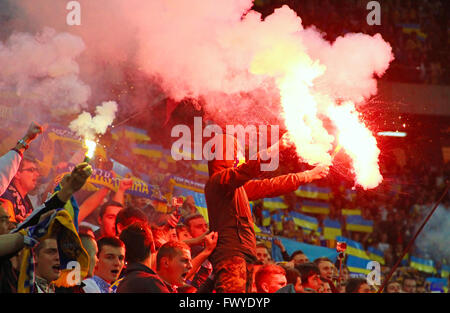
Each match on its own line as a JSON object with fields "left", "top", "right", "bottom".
{"left": 85, "top": 139, "right": 97, "bottom": 159}
{"left": 327, "top": 102, "right": 382, "bottom": 189}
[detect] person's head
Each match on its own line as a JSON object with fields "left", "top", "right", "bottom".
{"left": 402, "top": 276, "right": 417, "bottom": 293}
{"left": 14, "top": 156, "right": 40, "bottom": 195}
{"left": 156, "top": 241, "right": 192, "bottom": 287}
{"left": 385, "top": 280, "right": 402, "bottom": 293}
{"left": 119, "top": 222, "right": 154, "bottom": 264}
{"left": 115, "top": 207, "right": 148, "bottom": 235}
{"left": 255, "top": 264, "right": 287, "bottom": 293}
{"left": 314, "top": 257, "right": 334, "bottom": 281}
{"left": 296, "top": 263, "right": 322, "bottom": 292}
{"left": 346, "top": 278, "right": 371, "bottom": 293}
{"left": 94, "top": 237, "right": 126, "bottom": 284}
{"left": 319, "top": 279, "right": 332, "bottom": 293}
{"left": 79, "top": 226, "right": 98, "bottom": 278}
{"left": 256, "top": 243, "right": 272, "bottom": 265}
{"left": 283, "top": 266, "right": 303, "bottom": 293}
{"left": 184, "top": 213, "right": 208, "bottom": 238}
{"left": 0, "top": 198, "right": 16, "bottom": 235}
{"left": 34, "top": 238, "right": 60, "bottom": 283}
{"left": 98, "top": 200, "right": 124, "bottom": 238}
{"left": 176, "top": 224, "right": 192, "bottom": 241}
{"left": 290, "top": 250, "right": 309, "bottom": 266}
{"left": 207, "top": 134, "right": 244, "bottom": 176}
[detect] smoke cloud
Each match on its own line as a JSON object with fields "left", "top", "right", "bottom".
{"left": 415, "top": 204, "right": 450, "bottom": 264}
{"left": 0, "top": 27, "right": 90, "bottom": 120}
{"left": 2, "top": 0, "right": 393, "bottom": 187}
{"left": 69, "top": 101, "right": 118, "bottom": 140}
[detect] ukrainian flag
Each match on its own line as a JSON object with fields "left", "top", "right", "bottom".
{"left": 261, "top": 210, "right": 271, "bottom": 227}
{"left": 425, "top": 277, "right": 448, "bottom": 293}
{"left": 400, "top": 23, "right": 427, "bottom": 41}
{"left": 342, "top": 209, "right": 362, "bottom": 216}
{"left": 345, "top": 215, "right": 374, "bottom": 233}
{"left": 291, "top": 212, "right": 318, "bottom": 231}
{"left": 410, "top": 256, "right": 437, "bottom": 274}
{"left": 296, "top": 184, "right": 331, "bottom": 200}
{"left": 440, "top": 265, "right": 450, "bottom": 278}
{"left": 271, "top": 212, "right": 283, "bottom": 231}
{"left": 346, "top": 255, "right": 371, "bottom": 275}
{"left": 323, "top": 218, "right": 342, "bottom": 240}
{"left": 111, "top": 126, "right": 151, "bottom": 142}
{"left": 132, "top": 143, "right": 163, "bottom": 158}
{"left": 368, "top": 246, "right": 385, "bottom": 265}
{"left": 172, "top": 185, "right": 209, "bottom": 223}
{"left": 300, "top": 200, "right": 330, "bottom": 215}
{"left": 336, "top": 236, "right": 369, "bottom": 260}
{"left": 192, "top": 161, "right": 209, "bottom": 177}
{"left": 124, "top": 126, "right": 151, "bottom": 141}
{"left": 263, "top": 197, "right": 288, "bottom": 211}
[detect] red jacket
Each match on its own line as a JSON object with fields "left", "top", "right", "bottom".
{"left": 205, "top": 147, "right": 312, "bottom": 267}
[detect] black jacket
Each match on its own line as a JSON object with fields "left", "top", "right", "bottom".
{"left": 116, "top": 262, "right": 173, "bottom": 293}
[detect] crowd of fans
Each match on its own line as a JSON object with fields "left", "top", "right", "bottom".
{"left": 253, "top": 0, "right": 449, "bottom": 85}
{"left": 0, "top": 121, "right": 448, "bottom": 294}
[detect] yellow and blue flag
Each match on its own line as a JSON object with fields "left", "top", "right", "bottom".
{"left": 425, "top": 277, "right": 448, "bottom": 293}
{"left": 296, "top": 184, "right": 331, "bottom": 200}
{"left": 336, "top": 236, "right": 369, "bottom": 260}
{"left": 341, "top": 209, "right": 362, "bottom": 216}
{"left": 132, "top": 143, "right": 163, "bottom": 158}
{"left": 263, "top": 196, "right": 288, "bottom": 211}
{"left": 410, "top": 256, "right": 437, "bottom": 274}
{"left": 400, "top": 23, "right": 427, "bottom": 41}
{"left": 440, "top": 265, "right": 450, "bottom": 278}
{"left": 368, "top": 246, "right": 385, "bottom": 265}
{"left": 300, "top": 200, "right": 330, "bottom": 215}
{"left": 291, "top": 212, "right": 318, "bottom": 231}
{"left": 261, "top": 210, "right": 271, "bottom": 227}
{"left": 323, "top": 218, "right": 342, "bottom": 240}
{"left": 346, "top": 255, "right": 371, "bottom": 275}
{"left": 345, "top": 215, "right": 374, "bottom": 233}
{"left": 192, "top": 161, "right": 209, "bottom": 177}
{"left": 271, "top": 212, "right": 284, "bottom": 232}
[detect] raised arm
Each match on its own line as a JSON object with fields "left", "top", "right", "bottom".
{"left": 244, "top": 165, "right": 329, "bottom": 201}
{"left": 0, "top": 122, "right": 43, "bottom": 195}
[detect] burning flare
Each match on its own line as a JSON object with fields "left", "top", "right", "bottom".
{"left": 84, "top": 139, "right": 97, "bottom": 160}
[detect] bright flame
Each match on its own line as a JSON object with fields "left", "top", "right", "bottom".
{"left": 327, "top": 102, "right": 382, "bottom": 189}
{"left": 250, "top": 41, "right": 382, "bottom": 189}
{"left": 251, "top": 42, "right": 334, "bottom": 166}
{"left": 85, "top": 139, "right": 97, "bottom": 159}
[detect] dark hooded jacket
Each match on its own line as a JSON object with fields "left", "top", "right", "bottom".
{"left": 205, "top": 135, "right": 313, "bottom": 267}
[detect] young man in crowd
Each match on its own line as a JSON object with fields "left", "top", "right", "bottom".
{"left": 205, "top": 133, "right": 329, "bottom": 293}
{"left": 254, "top": 264, "right": 287, "bottom": 293}
{"left": 33, "top": 237, "right": 61, "bottom": 293}
{"left": 290, "top": 250, "right": 310, "bottom": 266}
{"left": 255, "top": 242, "right": 272, "bottom": 265}
{"left": 402, "top": 275, "right": 417, "bottom": 293}
{"left": 117, "top": 222, "right": 170, "bottom": 293}
{"left": 2, "top": 156, "right": 41, "bottom": 223}
{"left": 296, "top": 262, "right": 323, "bottom": 293}
{"left": 0, "top": 162, "right": 92, "bottom": 293}
{"left": 95, "top": 200, "right": 124, "bottom": 239}
{"left": 314, "top": 257, "right": 339, "bottom": 292}
{"left": 156, "top": 241, "right": 194, "bottom": 292}
{"left": 0, "top": 122, "right": 43, "bottom": 197}
{"left": 83, "top": 237, "right": 125, "bottom": 293}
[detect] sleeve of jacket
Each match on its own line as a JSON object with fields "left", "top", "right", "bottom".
{"left": 209, "top": 157, "right": 263, "bottom": 192}
{"left": 0, "top": 150, "right": 22, "bottom": 196}
{"left": 244, "top": 172, "right": 310, "bottom": 201}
